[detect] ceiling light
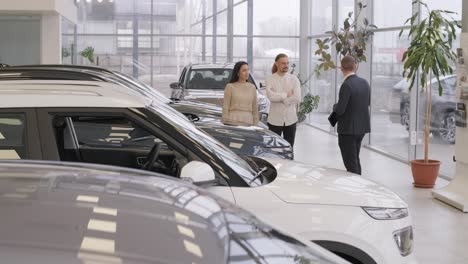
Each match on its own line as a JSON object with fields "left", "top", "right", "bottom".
{"left": 80, "top": 236, "right": 115, "bottom": 254}
{"left": 87, "top": 219, "right": 117, "bottom": 233}
{"left": 77, "top": 195, "right": 99, "bottom": 203}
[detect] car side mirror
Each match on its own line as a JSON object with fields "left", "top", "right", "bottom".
{"left": 180, "top": 161, "right": 215, "bottom": 183}
{"left": 170, "top": 82, "right": 180, "bottom": 89}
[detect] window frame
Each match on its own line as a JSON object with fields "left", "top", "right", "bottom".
{"left": 0, "top": 108, "right": 41, "bottom": 160}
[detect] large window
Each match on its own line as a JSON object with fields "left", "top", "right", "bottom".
{"left": 253, "top": 0, "right": 300, "bottom": 36}
{"left": 0, "top": 114, "right": 27, "bottom": 160}
{"left": 370, "top": 30, "right": 409, "bottom": 159}
{"left": 374, "top": 0, "right": 413, "bottom": 28}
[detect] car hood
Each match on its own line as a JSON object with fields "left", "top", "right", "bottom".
{"left": 263, "top": 158, "right": 408, "bottom": 208}
{"left": 171, "top": 100, "right": 222, "bottom": 118}
{"left": 198, "top": 122, "right": 290, "bottom": 148}
{"left": 185, "top": 89, "right": 224, "bottom": 100}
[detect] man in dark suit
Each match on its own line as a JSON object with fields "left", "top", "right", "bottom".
{"left": 333, "top": 55, "right": 370, "bottom": 175}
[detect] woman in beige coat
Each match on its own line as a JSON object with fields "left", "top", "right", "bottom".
{"left": 222, "top": 61, "right": 259, "bottom": 126}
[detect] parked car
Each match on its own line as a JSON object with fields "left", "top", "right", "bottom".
{"left": 0, "top": 78, "right": 416, "bottom": 264}
{"left": 0, "top": 160, "right": 347, "bottom": 264}
{"left": 170, "top": 63, "right": 271, "bottom": 123}
{"left": 0, "top": 66, "right": 293, "bottom": 159}
{"left": 396, "top": 75, "right": 457, "bottom": 144}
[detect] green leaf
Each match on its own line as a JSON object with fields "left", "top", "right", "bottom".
{"left": 344, "top": 20, "right": 351, "bottom": 30}
{"left": 336, "top": 42, "right": 343, "bottom": 52}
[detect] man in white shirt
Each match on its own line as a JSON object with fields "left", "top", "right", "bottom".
{"left": 265, "top": 54, "right": 301, "bottom": 147}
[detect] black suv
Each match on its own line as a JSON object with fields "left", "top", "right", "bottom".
{"left": 399, "top": 75, "right": 457, "bottom": 144}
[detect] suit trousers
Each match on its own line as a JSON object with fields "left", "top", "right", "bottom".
{"left": 268, "top": 122, "right": 297, "bottom": 147}
{"left": 338, "top": 134, "right": 365, "bottom": 175}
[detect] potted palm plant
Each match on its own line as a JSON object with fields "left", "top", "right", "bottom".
{"left": 400, "top": 0, "right": 460, "bottom": 188}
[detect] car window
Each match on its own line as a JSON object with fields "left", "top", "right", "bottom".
{"left": 187, "top": 69, "right": 232, "bottom": 90}
{"left": 0, "top": 114, "right": 27, "bottom": 160}
{"left": 148, "top": 104, "right": 262, "bottom": 186}
{"left": 52, "top": 115, "right": 189, "bottom": 177}
{"left": 442, "top": 77, "right": 457, "bottom": 95}
{"left": 431, "top": 76, "right": 457, "bottom": 96}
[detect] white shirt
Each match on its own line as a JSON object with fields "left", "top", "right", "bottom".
{"left": 265, "top": 72, "right": 301, "bottom": 126}
{"left": 343, "top": 72, "right": 355, "bottom": 81}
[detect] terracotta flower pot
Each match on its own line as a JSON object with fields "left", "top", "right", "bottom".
{"left": 410, "top": 159, "right": 441, "bottom": 188}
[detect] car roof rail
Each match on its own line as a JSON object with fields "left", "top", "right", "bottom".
{"left": 6, "top": 64, "right": 114, "bottom": 73}
{"left": 0, "top": 69, "right": 108, "bottom": 82}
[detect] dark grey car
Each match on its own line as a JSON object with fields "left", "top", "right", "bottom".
{"left": 398, "top": 75, "right": 457, "bottom": 144}
{"left": 170, "top": 63, "right": 271, "bottom": 122}
{"left": 0, "top": 66, "right": 293, "bottom": 159}
{"left": 0, "top": 160, "right": 347, "bottom": 264}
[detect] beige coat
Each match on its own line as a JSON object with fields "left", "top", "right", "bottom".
{"left": 222, "top": 82, "right": 259, "bottom": 126}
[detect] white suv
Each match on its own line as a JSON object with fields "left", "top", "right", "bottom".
{"left": 0, "top": 78, "right": 416, "bottom": 264}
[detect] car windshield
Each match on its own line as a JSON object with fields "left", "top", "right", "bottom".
{"left": 187, "top": 69, "right": 233, "bottom": 90}
{"left": 112, "top": 71, "right": 172, "bottom": 104}
{"left": 148, "top": 104, "right": 262, "bottom": 186}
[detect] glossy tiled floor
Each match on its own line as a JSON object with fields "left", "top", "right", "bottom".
{"left": 294, "top": 124, "right": 468, "bottom": 264}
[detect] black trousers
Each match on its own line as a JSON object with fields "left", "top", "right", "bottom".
{"left": 338, "top": 134, "right": 365, "bottom": 175}
{"left": 268, "top": 122, "right": 297, "bottom": 147}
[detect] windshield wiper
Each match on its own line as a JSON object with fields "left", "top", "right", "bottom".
{"left": 249, "top": 166, "right": 268, "bottom": 184}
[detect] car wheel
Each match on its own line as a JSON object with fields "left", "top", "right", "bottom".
{"left": 438, "top": 112, "right": 456, "bottom": 144}
{"left": 401, "top": 103, "right": 410, "bottom": 130}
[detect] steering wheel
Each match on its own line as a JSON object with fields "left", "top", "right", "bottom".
{"left": 141, "top": 142, "right": 162, "bottom": 170}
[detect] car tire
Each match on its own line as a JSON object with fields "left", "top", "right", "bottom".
{"left": 401, "top": 102, "right": 410, "bottom": 130}
{"left": 438, "top": 111, "right": 456, "bottom": 144}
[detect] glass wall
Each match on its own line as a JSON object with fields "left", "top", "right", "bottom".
{"left": 65, "top": 0, "right": 462, "bottom": 178}
{"left": 69, "top": 0, "right": 300, "bottom": 97}
{"left": 304, "top": 0, "right": 461, "bottom": 178}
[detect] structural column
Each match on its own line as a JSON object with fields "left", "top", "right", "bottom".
{"left": 299, "top": 0, "right": 312, "bottom": 97}
{"left": 247, "top": 0, "right": 253, "bottom": 68}
{"left": 432, "top": 0, "right": 468, "bottom": 212}
{"left": 227, "top": 0, "right": 234, "bottom": 62}
{"left": 41, "top": 14, "right": 62, "bottom": 64}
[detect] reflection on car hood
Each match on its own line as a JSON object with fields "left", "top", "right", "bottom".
{"left": 263, "top": 158, "right": 407, "bottom": 208}
{"left": 171, "top": 100, "right": 222, "bottom": 118}
{"left": 0, "top": 160, "right": 347, "bottom": 264}
{"left": 198, "top": 122, "right": 291, "bottom": 149}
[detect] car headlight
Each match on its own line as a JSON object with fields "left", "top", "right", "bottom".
{"left": 393, "top": 226, "right": 413, "bottom": 256}
{"left": 362, "top": 207, "right": 408, "bottom": 220}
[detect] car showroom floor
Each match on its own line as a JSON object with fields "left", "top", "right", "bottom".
{"left": 294, "top": 124, "right": 468, "bottom": 264}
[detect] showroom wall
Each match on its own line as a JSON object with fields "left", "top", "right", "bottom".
{"left": 0, "top": 17, "right": 41, "bottom": 65}
{"left": 0, "top": 0, "right": 77, "bottom": 65}
{"left": 66, "top": 0, "right": 462, "bottom": 178}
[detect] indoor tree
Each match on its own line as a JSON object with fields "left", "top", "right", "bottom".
{"left": 400, "top": 0, "right": 460, "bottom": 163}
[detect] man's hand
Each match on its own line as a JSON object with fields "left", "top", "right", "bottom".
{"left": 287, "top": 90, "right": 293, "bottom": 97}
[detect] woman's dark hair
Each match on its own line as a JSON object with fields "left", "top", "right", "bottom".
{"left": 229, "top": 61, "right": 249, "bottom": 83}
{"left": 272, "top": 53, "right": 288, "bottom": 74}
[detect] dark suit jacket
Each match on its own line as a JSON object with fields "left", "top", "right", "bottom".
{"left": 333, "top": 74, "right": 371, "bottom": 135}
